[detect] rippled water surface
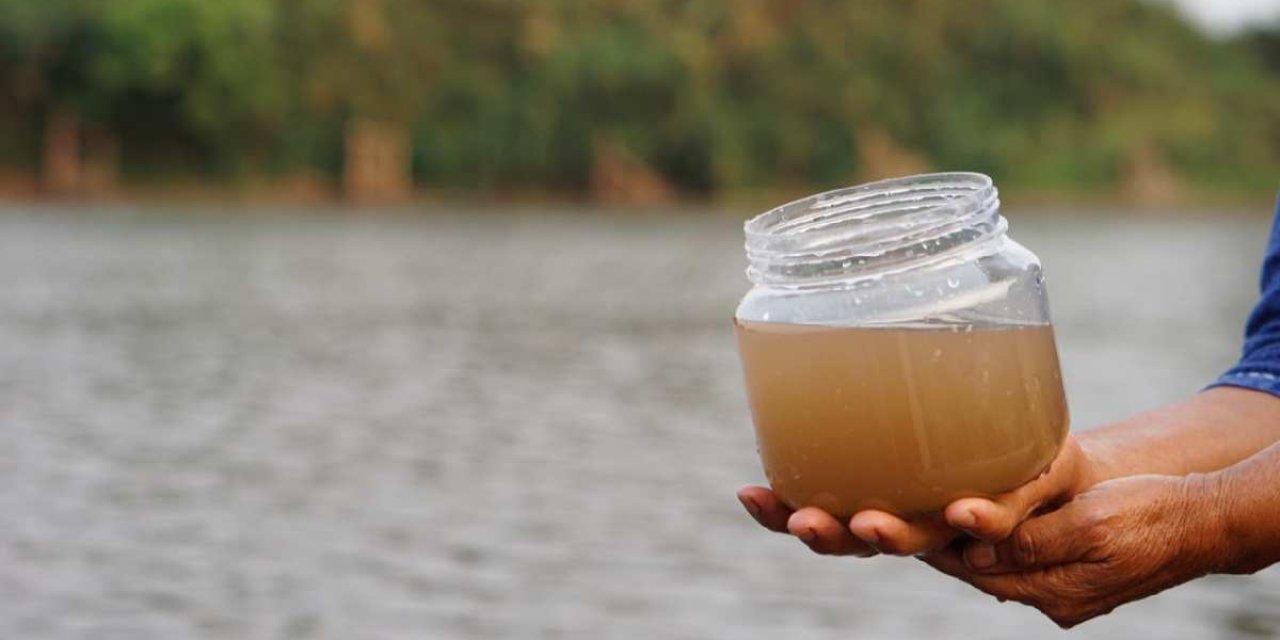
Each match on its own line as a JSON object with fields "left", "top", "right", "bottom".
{"left": 0, "top": 206, "right": 1277, "bottom": 639}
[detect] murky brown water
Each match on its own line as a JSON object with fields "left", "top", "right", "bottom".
{"left": 0, "top": 206, "right": 1276, "bottom": 638}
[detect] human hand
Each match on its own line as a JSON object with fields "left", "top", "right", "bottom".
{"left": 737, "top": 435, "right": 1094, "bottom": 556}
{"left": 920, "top": 473, "right": 1226, "bottom": 628}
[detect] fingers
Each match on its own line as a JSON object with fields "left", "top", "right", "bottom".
{"left": 943, "top": 480, "right": 1061, "bottom": 542}
{"left": 921, "top": 548, "right": 1039, "bottom": 604}
{"left": 943, "top": 437, "right": 1084, "bottom": 542}
{"left": 737, "top": 487, "right": 875, "bottom": 556}
{"left": 918, "top": 546, "right": 975, "bottom": 583}
{"left": 922, "top": 549, "right": 1108, "bottom": 629}
{"left": 789, "top": 508, "right": 877, "bottom": 557}
{"left": 848, "top": 510, "right": 959, "bottom": 556}
{"left": 738, "top": 486, "right": 793, "bottom": 533}
{"left": 962, "top": 503, "right": 1097, "bottom": 574}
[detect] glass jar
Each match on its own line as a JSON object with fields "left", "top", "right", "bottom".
{"left": 734, "top": 172, "right": 1068, "bottom": 518}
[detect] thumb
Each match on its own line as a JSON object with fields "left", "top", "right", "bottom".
{"left": 943, "top": 438, "right": 1084, "bottom": 542}
{"left": 962, "top": 501, "right": 1097, "bottom": 573}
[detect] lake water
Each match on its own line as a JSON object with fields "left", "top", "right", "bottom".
{"left": 0, "top": 205, "right": 1277, "bottom": 639}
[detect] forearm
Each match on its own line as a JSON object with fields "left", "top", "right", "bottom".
{"left": 1076, "top": 386, "right": 1280, "bottom": 488}
{"left": 1206, "top": 441, "right": 1280, "bottom": 575}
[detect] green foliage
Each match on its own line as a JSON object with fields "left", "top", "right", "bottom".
{"left": 2, "top": 0, "right": 1280, "bottom": 195}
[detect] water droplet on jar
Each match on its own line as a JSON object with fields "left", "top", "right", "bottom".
{"left": 947, "top": 277, "right": 960, "bottom": 288}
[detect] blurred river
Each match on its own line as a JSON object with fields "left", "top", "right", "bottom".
{"left": 0, "top": 206, "right": 1277, "bottom": 639}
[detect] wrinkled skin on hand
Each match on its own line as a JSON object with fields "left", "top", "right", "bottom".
{"left": 920, "top": 474, "right": 1224, "bottom": 628}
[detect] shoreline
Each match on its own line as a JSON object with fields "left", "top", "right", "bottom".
{"left": 0, "top": 176, "right": 1272, "bottom": 217}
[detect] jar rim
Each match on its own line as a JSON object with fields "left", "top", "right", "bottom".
{"left": 743, "top": 172, "right": 1003, "bottom": 287}
{"left": 744, "top": 172, "right": 993, "bottom": 240}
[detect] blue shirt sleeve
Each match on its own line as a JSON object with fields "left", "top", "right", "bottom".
{"left": 1212, "top": 198, "right": 1280, "bottom": 396}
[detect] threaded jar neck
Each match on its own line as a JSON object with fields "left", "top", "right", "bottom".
{"left": 744, "top": 172, "right": 1005, "bottom": 288}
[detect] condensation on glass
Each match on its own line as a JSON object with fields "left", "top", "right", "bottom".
{"left": 734, "top": 173, "right": 1069, "bottom": 517}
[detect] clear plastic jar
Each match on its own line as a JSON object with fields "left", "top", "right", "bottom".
{"left": 734, "top": 173, "right": 1068, "bottom": 518}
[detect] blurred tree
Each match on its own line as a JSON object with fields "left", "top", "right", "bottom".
{"left": 0, "top": 0, "right": 108, "bottom": 195}
{"left": 277, "top": 0, "right": 453, "bottom": 202}
{"left": 92, "top": 0, "right": 284, "bottom": 181}
{"left": 0, "top": 0, "right": 283, "bottom": 193}
{"left": 1, "top": 0, "right": 1279, "bottom": 203}
{"left": 1243, "top": 24, "right": 1280, "bottom": 73}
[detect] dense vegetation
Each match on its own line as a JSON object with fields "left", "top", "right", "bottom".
{"left": 2, "top": 0, "right": 1280, "bottom": 202}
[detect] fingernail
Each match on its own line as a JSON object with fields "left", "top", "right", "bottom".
{"left": 954, "top": 508, "right": 978, "bottom": 531}
{"left": 797, "top": 527, "right": 817, "bottom": 543}
{"left": 738, "top": 495, "right": 761, "bottom": 518}
{"left": 967, "top": 543, "right": 997, "bottom": 570}
{"left": 856, "top": 527, "right": 881, "bottom": 547}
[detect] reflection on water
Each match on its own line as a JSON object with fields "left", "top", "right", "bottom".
{"left": 0, "top": 207, "right": 1276, "bottom": 639}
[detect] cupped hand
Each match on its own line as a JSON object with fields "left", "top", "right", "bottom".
{"left": 920, "top": 473, "right": 1226, "bottom": 628}
{"left": 737, "top": 485, "right": 879, "bottom": 556}
{"left": 737, "top": 435, "right": 1093, "bottom": 557}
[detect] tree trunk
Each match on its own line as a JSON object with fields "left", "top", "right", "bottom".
{"left": 1120, "top": 143, "right": 1182, "bottom": 208}
{"left": 81, "top": 125, "right": 119, "bottom": 198}
{"left": 343, "top": 117, "right": 412, "bottom": 205}
{"left": 590, "top": 138, "right": 676, "bottom": 207}
{"left": 41, "top": 108, "right": 82, "bottom": 197}
{"left": 855, "top": 126, "right": 930, "bottom": 183}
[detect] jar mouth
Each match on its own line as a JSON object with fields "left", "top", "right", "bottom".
{"left": 744, "top": 172, "right": 1004, "bottom": 287}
